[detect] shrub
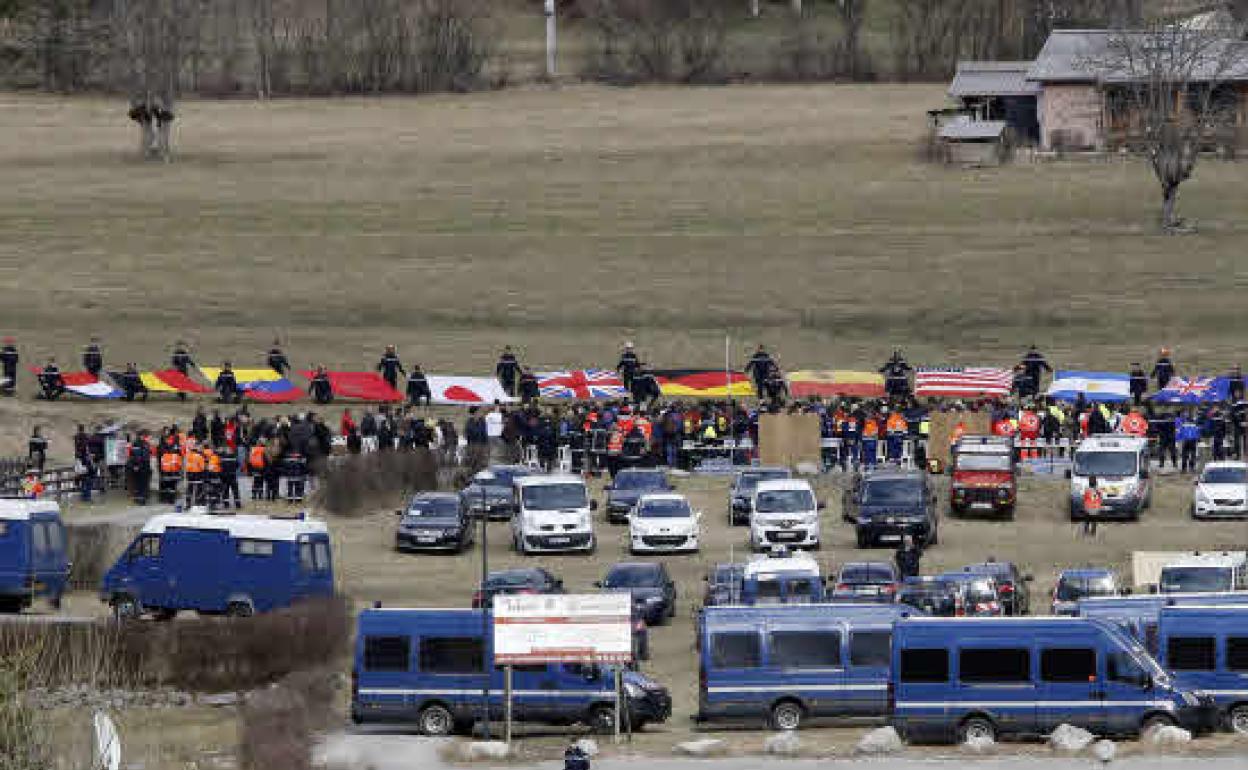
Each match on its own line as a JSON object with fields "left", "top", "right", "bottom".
{"left": 316, "top": 449, "right": 442, "bottom": 517}
{"left": 579, "top": 0, "right": 728, "bottom": 84}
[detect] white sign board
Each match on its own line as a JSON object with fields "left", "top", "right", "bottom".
{"left": 493, "top": 593, "right": 632, "bottom": 665}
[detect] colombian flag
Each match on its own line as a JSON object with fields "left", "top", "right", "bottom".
{"left": 787, "top": 370, "right": 885, "bottom": 398}
{"left": 652, "top": 370, "right": 755, "bottom": 398}
{"left": 200, "top": 367, "right": 302, "bottom": 403}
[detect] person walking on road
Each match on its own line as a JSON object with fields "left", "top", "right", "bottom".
{"left": 1081, "top": 476, "right": 1103, "bottom": 537}
{"left": 895, "top": 535, "right": 923, "bottom": 579}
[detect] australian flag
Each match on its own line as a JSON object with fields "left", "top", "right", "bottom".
{"left": 1150, "top": 376, "right": 1230, "bottom": 404}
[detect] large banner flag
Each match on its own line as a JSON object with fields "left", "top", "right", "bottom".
{"left": 915, "top": 367, "right": 1013, "bottom": 398}
{"left": 28, "top": 368, "right": 122, "bottom": 399}
{"left": 1047, "top": 370, "right": 1131, "bottom": 403}
{"left": 537, "top": 369, "right": 628, "bottom": 400}
{"left": 787, "top": 370, "right": 885, "bottom": 398}
{"left": 426, "top": 375, "right": 515, "bottom": 406}
{"left": 136, "top": 369, "right": 212, "bottom": 395}
{"left": 1150, "top": 376, "right": 1229, "bottom": 404}
{"left": 299, "top": 371, "right": 403, "bottom": 402}
{"left": 653, "top": 370, "right": 755, "bottom": 398}
{"left": 201, "top": 367, "right": 302, "bottom": 403}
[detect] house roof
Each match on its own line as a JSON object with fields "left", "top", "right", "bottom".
{"left": 1028, "top": 29, "right": 1248, "bottom": 84}
{"left": 950, "top": 61, "right": 1041, "bottom": 97}
{"left": 938, "top": 117, "right": 1007, "bottom": 141}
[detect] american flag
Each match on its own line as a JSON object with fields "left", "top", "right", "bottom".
{"left": 914, "top": 367, "right": 1013, "bottom": 398}
{"left": 537, "top": 369, "right": 628, "bottom": 400}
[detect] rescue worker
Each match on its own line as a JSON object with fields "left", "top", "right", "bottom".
{"left": 1019, "top": 345, "right": 1051, "bottom": 398}
{"left": 406, "top": 364, "right": 432, "bottom": 407}
{"left": 0, "top": 336, "right": 17, "bottom": 396}
{"left": 184, "top": 442, "right": 207, "bottom": 506}
{"left": 171, "top": 340, "right": 194, "bottom": 401}
{"left": 82, "top": 337, "right": 103, "bottom": 378}
{"left": 214, "top": 362, "right": 240, "bottom": 404}
{"left": 217, "top": 444, "right": 241, "bottom": 510}
{"left": 496, "top": 346, "right": 521, "bottom": 397}
{"left": 267, "top": 340, "right": 290, "bottom": 376}
{"left": 309, "top": 365, "right": 334, "bottom": 404}
{"left": 617, "top": 342, "right": 640, "bottom": 394}
{"left": 745, "top": 345, "right": 774, "bottom": 399}
{"left": 1152, "top": 348, "right": 1176, "bottom": 391}
{"left": 861, "top": 414, "right": 880, "bottom": 469}
{"left": 885, "top": 409, "right": 908, "bottom": 464}
{"left": 1081, "top": 476, "right": 1103, "bottom": 537}
{"left": 1178, "top": 411, "right": 1202, "bottom": 473}
{"left": 38, "top": 358, "right": 65, "bottom": 400}
{"left": 1018, "top": 405, "right": 1042, "bottom": 459}
{"left": 248, "top": 441, "right": 268, "bottom": 500}
{"left": 880, "top": 351, "right": 913, "bottom": 401}
{"left": 127, "top": 431, "right": 152, "bottom": 505}
{"left": 1128, "top": 362, "right": 1149, "bottom": 406}
{"left": 21, "top": 470, "right": 45, "bottom": 500}
{"left": 158, "top": 443, "right": 182, "bottom": 504}
{"left": 203, "top": 446, "right": 222, "bottom": 508}
{"left": 377, "top": 345, "right": 405, "bottom": 392}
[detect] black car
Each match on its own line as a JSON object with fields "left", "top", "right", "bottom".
{"left": 896, "top": 576, "right": 962, "bottom": 616}
{"left": 960, "top": 561, "right": 1033, "bottom": 616}
{"left": 472, "top": 567, "right": 563, "bottom": 609}
{"left": 702, "top": 563, "right": 744, "bottom": 607}
{"left": 596, "top": 562, "right": 677, "bottom": 626}
{"left": 728, "top": 467, "right": 792, "bottom": 526}
{"left": 460, "top": 465, "right": 534, "bottom": 520}
{"left": 843, "top": 469, "right": 938, "bottom": 548}
{"left": 395, "top": 493, "right": 474, "bottom": 553}
{"left": 830, "top": 562, "right": 900, "bottom": 604}
{"left": 604, "top": 469, "right": 673, "bottom": 524}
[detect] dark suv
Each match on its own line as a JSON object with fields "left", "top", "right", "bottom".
{"left": 728, "top": 467, "right": 793, "bottom": 526}
{"left": 604, "top": 469, "right": 673, "bottom": 524}
{"left": 959, "top": 561, "right": 1033, "bottom": 616}
{"left": 472, "top": 567, "right": 563, "bottom": 609}
{"left": 842, "top": 469, "right": 938, "bottom": 548}
{"left": 830, "top": 562, "right": 900, "bottom": 604}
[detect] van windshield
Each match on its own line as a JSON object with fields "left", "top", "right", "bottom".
{"left": 862, "top": 479, "right": 924, "bottom": 505}
{"left": 737, "top": 471, "right": 789, "bottom": 493}
{"left": 615, "top": 472, "right": 666, "bottom": 490}
{"left": 755, "top": 489, "right": 814, "bottom": 514}
{"left": 1056, "top": 575, "right": 1117, "bottom": 601}
{"left": 1074, "top": 451, "right": 1137, "bottom": 478}
{"left": 1160, "top": 566, "right": 1233, "bottom": 593}
{"left": 522, "top": 484, "right": 588, "bottom": 511}
{"left": 1202, "top": 467, "right": 1248, "bottom": 484}
{"left": 955, "top": 454, "right": 1012, "bottom": 472}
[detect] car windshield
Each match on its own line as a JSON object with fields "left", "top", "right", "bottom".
{"left": 1160, "top": 566, "right": 1233, "bottom": 593}
{"left": 522, "top": 483, "right": 588, "bottom": 510}
{"left": 862, "top": 479, "right": 924, "bottom": 505}
{"left": 615, "top": 472, "right": 666, "bottom": 490}
{"left": 755, "top": 489, "right": 814, "bottom": 514}
{"left": 840, "top": 565, "right": 895, "bottom": 584}
{"left": 487, "top": 571, "right": 542, "bottom": 588}
{"left": 1074, "top": 451, "right": 1137, "bottom": 477}
{"left": 1056, "top": 575, "right": 1117, "bottom": 601}
{"left": 604, "top": 566, "right": 661, "bottom": 588}
{"left": 406, "top": 498, "right": 460, "bottom": 518}
{"left": 637, "top": 498, "right": 691, "bottom": 518}
{"left": 737, "top": 471, "right": 788, "bottom": 493}
{"left": 486, "top": 468, "right": 528, "bottom": 487}
{"left": 1202, "top": 467, "right": 1248, "bottom": 484}
{"left": 955, "top": 453, "right": 1012, "bottom": 472}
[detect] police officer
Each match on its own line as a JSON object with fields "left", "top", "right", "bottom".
{"left": 309, "top": 365, "right": 334, "bottom": 404}
{"left": 406, "top": 364, "right": 432, "bottom": 407}
{"left": 267, "top": 339, "right": 290, "bottom": 376}
{"left": 1152, "top": 348, "right": 1176, "bottom": 391}
{"left": 617, "top": 342, "right": 640, "bottom": 394}
{"left": 0, "top": 337, "right": 17, "bottom": 396}
{"left": 631, "top": 364, "right": 661, "bottom": 412}
{"left": 496, "top": 346, "right": 521, "bottom": 397}
{"left": 171, "top": 340, "right": 194, "bottom": 401}
{"left": 215, "top": 362, "right": 240, "bottom": 404}
{"left": 38, "top": 358, "right": 65, "bottom": 400}
{"left": 895, "top": 535, "right": 923, "bottom": 579}
{"left": 377, "top": 345, "right": 405, "bottom": 392}
{"left": 1128, "top": 362, "right": 1149, "bottom": 406}
{"left": 1019, "top": 345, "right": 1051, "bottom": 397}
{"left": 120, "top": 363, "right": 147, "bottom": 402}
{"left": 1155, "top": 408, "right": 1178, "bottom": 468}
{"left": 217, "top": 443, "right": 242, "bottom": 510}
{"left": 1178, "top": 411, "right": 1202, "bottom": 473}
{"left": 128, "top": 431, "right": 153, "bottom": 505}
{"left": 1229, "top": 364, "right": 1246, "bottom": 404}
{"left": 745, "top": 345, "right": 774, "bottom": 398}
{"left": 763, "top": 360, "right": 788, "bottom": 405}
{"left": 518, "top": 367, "right": 540, "bottom": 404}
{"left": 82, "top": 337, "right": 103, "bottom": 378}
{"left": 879, "top": 351, "right": 913, "bottom": 401}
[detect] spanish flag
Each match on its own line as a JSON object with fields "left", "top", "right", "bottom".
{"left": 652, "top": 370, "right": 755, "bottom": 398}
{"left": 138, "top": 369, "right": 212, "bottom": 394}
{"left": 787, "top": 370, "right": 885, "bottom": 398}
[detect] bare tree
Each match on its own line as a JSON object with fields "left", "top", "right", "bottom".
{"left": 1092, "top": 21, "right": 1248, "bottom": 231}
{"left": 836, "top": 0, "right": 868, "bottom": 79}
{"left": 119, "top": 0, "right": 191, "bottom": 160}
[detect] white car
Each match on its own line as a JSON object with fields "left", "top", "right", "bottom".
{"left": 628, "top": 493, "right": 701, "bottom": 554}
{"left": 749, "top": 479, "right": 821, "bottom": 552}
{"left": 1192, "top": 461, "right": 1248, "bottom": 519}
{"left": 510, "top": 475, "right": 596, "bottom": 555}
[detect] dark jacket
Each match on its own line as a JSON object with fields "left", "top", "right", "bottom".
{"left": 895, "top": 544, "right": 923, "bottom": 579}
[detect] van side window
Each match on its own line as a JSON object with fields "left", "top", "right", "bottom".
{"left": 771, "top": 631, "right": 841, "bottom": 668}
{"left": 0, "top": 522, "right": 7, "bottom": 537}
{"left": 710, "top": 632, "right": 761, "bottom": 669}
{"left": 850, "top": 632, "right": 891, "bottom": 667}
{"left": 1108, "top": 652, "right": 1149, "bottom": 686}
{"left": 1167, "top": 637, "right": 1216, "bottom": 671}
{"left": 313, "top": 542, "right": 331, "bottom": 571}
{"left": 45, "top": 523, "right": 65, "bottom": 552}
{"left": 900, "top": 649, "right": 948, "bottom": 682}
{"left": 135, "top": 534, "right": 161, "bottom": 558}
{"left": 564, "top": 664, "right": 602, "bottom": 681}
{"left": 497, "top": 664, "right": 547, "bottom": 674}
{"left": 32, "top": 522, "right": 49, "bottom": 554}
{"left": 238, "top": 539, "right": 275, "bottom": 557}
{"left": 300, "top": 542, "right": 315, "bottom": 571}
{"left": 420, "top": 637, "right": 485, "bottom": 674}
{"left": 1041, "top": 648, "right": 1096, "bottom": 682}
{"left": 1227, "top": 638, "right": 1248, "bottom": 671}
{"left": 959, "top": 648, "right": 1030, "bottom": 683}
{"left": 363, "top": 636, "right": 411, "bottom": 672}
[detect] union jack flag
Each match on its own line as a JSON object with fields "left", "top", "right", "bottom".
{"left": 537, "top": 369, "right": 628, "bottom": 400}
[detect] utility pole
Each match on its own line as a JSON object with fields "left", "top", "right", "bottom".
{"left": 545, "top": 0, "right": 557, "bottom": 79}
{"left": 480, "top": 483, "right": 491, "bottom": 740}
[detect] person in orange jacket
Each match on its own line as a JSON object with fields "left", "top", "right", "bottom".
{"left": 248, "top": 442, "right": 268, "bottom": 501}
{"left": 184, "top": 445, "right": 206, "bottom": 506}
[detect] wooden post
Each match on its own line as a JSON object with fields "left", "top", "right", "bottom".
{"left": 504, "top": 665, "right": 513, "bottom": 745}
{"left": 613, "top": 667, "right": 622, "bottom": 744}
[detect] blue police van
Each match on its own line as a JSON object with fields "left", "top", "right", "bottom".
{"left": 351, "top": 608, "right": 672, "bottom": 735}
{"left": 890, "top": 617, "right": 1216, "bottom": 743}
{"left": 0, "top": 500, "right": 69, "bottom": 613}
{"left": 1154, "top": 605, "right": 1248, "bottom": 733}
{"left": 1078, "top": 592, "right": 1248, "bottom": 649}
{"left": 100, "top": 513, "right": 334, "bottom": 619}
{"left": 696, "top": 603, "right": 916, "bottom": 730}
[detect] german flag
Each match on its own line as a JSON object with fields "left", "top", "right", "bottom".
{"left": 652, "top": 370, "right": 755, "bottom": 398}
{"left": 787, "top": 370, "right": 885, "bottom": 398}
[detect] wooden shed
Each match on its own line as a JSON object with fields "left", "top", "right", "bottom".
{"left": 937, "top": 117, "right": 1009, "bottom": 166}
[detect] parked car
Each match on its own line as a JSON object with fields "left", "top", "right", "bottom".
{"left": 959, "top": 561, "right": 1032, "bottom": 616}
{"left": 1052, "top": 568, "right": 1121, "bottom": 616}
{"left": 1192, "top": 461, "right": 1248, "bottom": 519}
{"left": 703, "top": 563, "right": 745, "bottom": 608}
{"left": 352, "top": 608, "right": 672, "bottom": 734}
{"left": 459, "top": 465, "right": 533, "bottom": 520}
{"left": 596, "top": 562, "right": 677, "bottom": 626}
{"left": 471, "top": 567, "right": 564, "bottom": 609}
{"left": 749, "top": 479, "right": 822, "bottom": 551}
{"left": 605, "top": 469, "right": 673, "bottom": 525}
{"left": 936, "top": 572, "right": 1003, "bottom": 617}
{"left": 896, "top": 576, "right": 963, "bottom": 617}
{"left": 843, "top": 469, "right": 938, "bottom": 548}
{"left": 830, "top": 562, "right": 900, "bottom": 604}
{"left": 0, "top": 499, "right": 69, "bottom": 613}
{"left": 511, "top": 475, "right": 596, "bottom": 555}
{"left": 728, "top": 467, "right": 792, "bottom": 526}
{"left": 629, "top": 493, "right": 701, "bottom": 554}
{"left": 395, "top": 493, "right": 474, "bottom": 553}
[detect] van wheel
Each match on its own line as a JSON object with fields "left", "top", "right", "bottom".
{"left": 770, "top": 700, "right": 804, "bottom": 731}
{"left": 0, "top": 598, "right": 22, "bottom": 614}
{"left": 855, "top": 531, "right": 870, "bottom": 548}
{"left": 1141, "top": 713, "right": 1175, "bottom": 734}
{"left": 226, "top": 602, "right": 254, "bottom": 618}
{"left": 1228, "top": 705, "right": 1248, "bottom": 735}
{"left": 418, "top": 704, "right": 455, "bottom": 737}
{"left": 959, "top": 716, "right": 996, "bottom": 743}
{"left": 589, "top": 704, "right": 616, "bottom": 734}
{"left": 112, "top": 595, "right": 142, "bottom": 621}
{"left": 152, "top": 609, "right": 177, "bottom": 622}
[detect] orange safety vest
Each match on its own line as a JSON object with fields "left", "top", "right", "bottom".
{"left": 950, "top": 422, "right": 967, "bottom": 445}
{"left": 184, "top": 450, "right": 206, "bottom": 474}
{"left": 1122, "top": 412, "right": 1149, "bottom": 437}
{"left": 636, "top": 418, "right": 653, "bottom": 442}
{"left": 1082, "top": 487, "right": 1104, "bottom": 514}
{"left": 607, "top": 430, "right": 624, "bottom": 454}
{"left": 618, "top": 415, "right": 635, "bottom": 436}
{"left": 160, "top": 452, "right": 182, "bottom": 474}
{"left": 886, "top": 413, "right": 908, "bottom": 434}
{"left": 862, "top": 419, "right": 880, "bottom": 438}
{"left": 1019, "top": 411, "right": 1040, "bottom": 434}
{"left": 205, "top": 451, "right": 222, "bottom": 474}
{"left": 249, "top": 445, "right": 267, "bottom": 470}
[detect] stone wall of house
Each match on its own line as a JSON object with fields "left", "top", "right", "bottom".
{"left": 1038, "top": 83, "right": 1103, "bottom": 150}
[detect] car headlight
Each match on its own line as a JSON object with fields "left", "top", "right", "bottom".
{"left": 1182, "top": 691, "right": 1199, "bottom": 706}
{"left": 624, "top": 683, "right": 644, "bottom": 698}
{"left": 1194, "top": 487, "right": 1210, "bottom": 503}
{"left": 644, "top": 596, "right": 663, "bottom": 605}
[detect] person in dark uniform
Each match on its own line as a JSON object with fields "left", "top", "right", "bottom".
{"left": 518, "top": 367, "right": 540, "bottom": 404}
{"left": 895, "top": 535, "right": 923, "bottom": 579}
{"left": 1228, "top": 364, "right": 1245, "bottom": 404}
{"left": 879, "top": 351, "right": 913, "bottom": 401}
{"left": 1128, "top": 362, "right": 1149, "bottom": 406}
{"left": 406, "top": 364, "right": 432, "bottom": 407}
{"left": 1232, "top": 400, "right": 1248, "bottom": 461}
{"left": 121, "top": 363, "right": 147, "bottom": 402}
{"left": 171, "top": 340, "right": 194, "bottom": 401}
{"left": 0, "top": 337, "right": 17, "bottom": 396}
{"left": 1210, "top": 405, "right": 1229, "bottom": 461}
{"left": 763, "top": 360, "right": 788, "bottom": 405}
{"left": 309, "top": 365, "right": 334, "bottom": 404}
{"left": 1152, "top": 348, "right": 1176, "bottom": 391}
{"left": 127, "top": 431, "right": 153, "bottom": 505}
{"left": 631, "top": 364, "right": 661, "bottom": 412}
{"left": 82, "top": 337, "right": 103, "bottom": 378}
{"left": 496, "top": 346, "right": 521, "bottom": 397}
{"left": 377, "top": 345, "right": 405, "bottom": 392}
{"left": 267, "top": 340, "right": 290, "bottom": 376}
{"left": 745, "top": 345, "right": 774, "bottom": 398}
{"left": 1019, "top": 345, "right": 1051, "bottom": 397}
{"left": 38, "top": 358, "right": 65, "bottom": 400}
{"left": 617, "top": 342, "right": 641, "bottom": 394}
{"left": 215, "top": 362, "right": 240, "bottom": 404}
{"left": 217, "top": 444, "right": 242, "bottom": 510}
{"left": 28, "top": 427, "right": 47, "bottom": 472}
